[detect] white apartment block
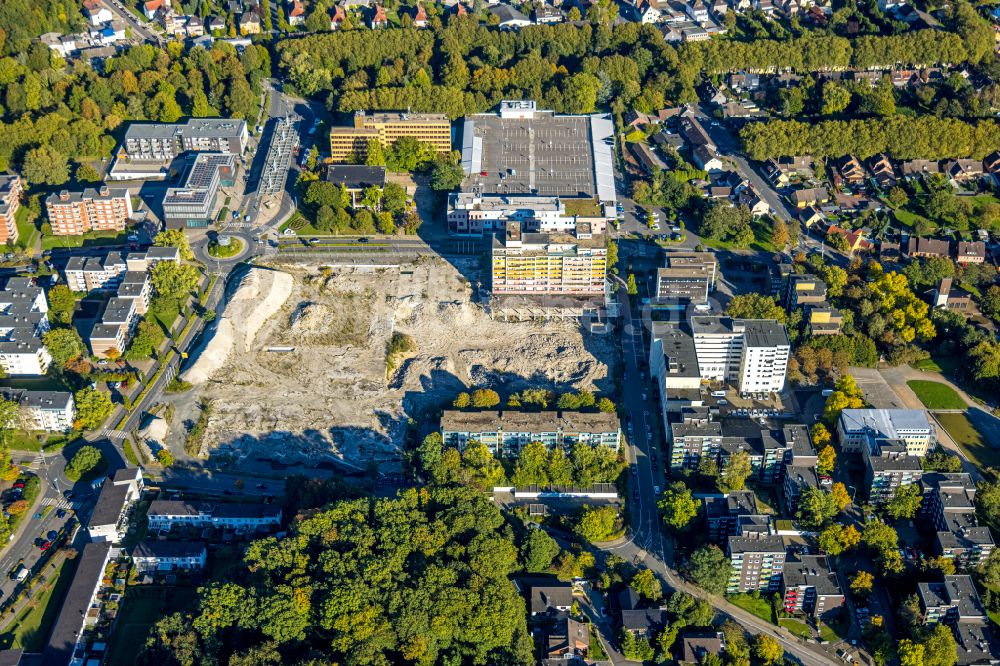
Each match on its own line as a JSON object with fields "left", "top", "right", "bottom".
{"left": 88, "top": 468, "right": 144, "bottom": 543}
{"left": 132, "top": 541, "right": 207, "bottom": 573}
{"left": 690, "top": 316, "right": 790, "bottom": 395}
{"left": 838, "top": 409, "right": 935, "bottom": 456}
{"left": 64, "top": 252, "right": 127, "bottom": 292}
{"left": 45, "top": 186, "right": 132, "bottom": 236}
{"left": 125, "top": 245, "right": 181, "bottom": 272}
{"left": 4, "top": 390, "right": 76, "bottom": 432}
{"left": 0, "top": 277, "right": 51, "bottom": 376}
{"left": 146, "top": 500, "right": 282, "bottom": 532}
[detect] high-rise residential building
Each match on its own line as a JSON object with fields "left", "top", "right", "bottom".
{"left": 728, "top": 529, "right": 786, "bottom": 593}
{"left": 781, "top": 555, "right": 844, "bottom": 620}
{"left": 0, "top": 277, "right": 51, "bottom": 376}
{"left": 921, "top": 472, "right": 995, "bottom": 567}
{"left": 785, "top": 274, "right": 827, "bottom": 309}
{"left": 491, "top": 221, "right": 607, "bottom": 297}
{"left": 918, "top": 576, "right": 987, "bottom": 625}
{"left": 440, "top": 409, "right": 621, "bottom": 458}
{"left": 0, "top": 174, "right": 23, "bottom": 245}
{"left": 122, "top": 118, "right": 248, "bottom": 161}
{"left": 45, "top": 186, "right": 132, "bottom": 236}
{"left": 0, "top": 389, "right": 75, "bottom": 432}
{"left": 704, "top": 491, "right": 764, "bottom": 544}
{"left": 837, "top": 409, "right": 935, "bottom": 456}
{"left": 329, "top": 111, "right": 451, "bottom": 163}
{"left": 863, "top": 438, "right": 923, "bottom": 504}
{"left": 689, "top": 316, "right": 790, "bottom": 395}
{"left": 64, "top": 252, "right": 127, "bottom": 292}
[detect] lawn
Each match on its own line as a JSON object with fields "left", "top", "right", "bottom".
{"left": 819, "top": 617, "right": 850, "bottom": 643}
{"left": 13, "top": 207, "right": 37, "bottom": 252}
{"left": 589, "top": 625, "right": 609, "bottom": 660}
{"left": 934, "top": 412, "right": 1000, "bottom": 470}
{"left": 40, "top": 229, "right": 126, "bottom": 251}
{"left": 0, "top": 557, "right": 76, "bottom": 651}
{"left": 727, "top": 593, "right": 775, "bottom": 624}
{"left": 907, "top": 380, "right": 967, "bottom": 410}
{"left": 564, "top": 198, "right": 603, "bottom": 217}
{"left": 892, "top": 208, "right": 931, "bottom": 229}
{"left": 106, "top": 587, "right": 198, "bottom": 666}
{"left": 779, "top": 618, "right": 813, "bottom": 640}
{"left": 150, "top": 297, "right": 180, "bottom": 333}
{"left": 912, "top": 355, "right": 961, "bottom": 375}
{"left": 6, "top": 431, "right": 74, "bottom": 453}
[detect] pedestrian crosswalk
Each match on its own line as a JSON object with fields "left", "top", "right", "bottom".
{"left": 40, "top": 497, "right": 72, "bottom": 510}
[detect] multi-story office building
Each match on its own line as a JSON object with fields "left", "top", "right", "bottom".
{"left": 918, "top": 576, "right": 987, "bottom": 625}
{"left": 146, "top": 500, "right": 282, "bottom": 532}
{"left": 689, "top": 317, "right": 790, "bottom": 395}
{"left": 0, "top": 174, "right": 23, "bottom": 245}
{"left": 0, "top": 277, "right": 51, "bottom": 376}
{"left": 922, "top": 472, "right": 994, "bottom": 567}
{"left": 838, "top": 409, "right": 935, "bottom": 456}
{"left": 491, "top": 221, "right": 608, "bottom": 297}
{"left": 329, "top": 110, "right": 451, "bottom": 163}
{"left": 64, "top": 252, "right": 127, "bottom": 292}
{"left": 655, "top": 252, "right": 717, "bottom": 304}
{"left": 781, "top": 555, "right": 844, "bottom": 620}
{"left": 1, "top": 390, "right": 76, "bottom": 432}
{"left": 45, "top": 186, "right": 132, "bottom": 235}
{"left": 728, "top": 530, "right": 786, "bottom": 593}
{"left": 122, "top": 118, "right": 248, "bottom": 161}
{"left": 448, "top": 194, "right": 610, "bottom": 237}
{"left": 440, "top": 409, "right": 620, "bottom": 458}
{"left": 863, "top": 438, "right": 923, "bottom": 504}
{"left": 162, "top": 152, "right": 237, "bottom": 228}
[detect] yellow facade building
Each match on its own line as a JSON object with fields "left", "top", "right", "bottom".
{"left": 329, "top": 111, "right": 452, "bottom": 163}
{"left": 491, "top": 222, "right": 607, "bottom": 297}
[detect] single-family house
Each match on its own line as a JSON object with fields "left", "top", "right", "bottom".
{"left": 633, "top": 0, "right": 661, "bottom": 22}
{"left": 530, "top": 582, "right": 573, "bottom": 616}
{"left": 490, "top": 4, "right": 532, "bottom": 27}
{"left": 686, "top": 0, "right": 709, "bottom": 21}
{"left": 899, "top": 159, "right": 940, "bottom": 179}
{"left": 288, "top": 0, "right": 306, "bottom": 24}
{"left": 369, "top": 4, "right": 389, "bottom": 28}
{"left": 329, "top": 3, "right": 346, "bottom": 27}
{"left": 681, "top": 631, "right": 725, "bottom": 664}
{"left": 534, "top": 3, "right": 563, "bottom": 22}
{"left": 867, "top": 154, "right": 896, "bottom": 188}
{"left": 836, "top": 155, "right": 865, "bottom": 185}
{"left": 943, "top": 159, "right": 983, "bottom": 183}
{"left": 799, "top": 206, "right": 825, "bottom": 229}
{"left": 239, "top": 11, "right": 261, "bottom": 33}
{"left": 907, "top": 237, "right": 951, "bottom": 259}
{"left": 693, "top": 145, "right": 724, "bottom": 172}
{"left": 791, "top": 187, "right": 828, "bottom": 208}
{"left": 84, "top": 0, "right": 114, "bottom": 25}
{"left": 956, "top": 241, "right": 987, "bottom": 264}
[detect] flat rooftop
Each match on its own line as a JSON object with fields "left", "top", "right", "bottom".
{"left": 460, "top": 105, "right": 616, "bottom": 202}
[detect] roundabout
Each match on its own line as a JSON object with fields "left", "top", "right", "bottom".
{"left": 208, "top": 235, "right": 244, "bottom": 259}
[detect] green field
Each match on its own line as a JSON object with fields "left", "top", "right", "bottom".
{"left": 40, "top": 229, "right": 126, "bottom": 251}
{"left": 0, "top": 557, "right": 76, "bottom": 651}
{"left": 779, "top": 618, "right": 813, "bottom": 640}
{"left": 106, "top": 588, "right": 198, "bottom": 666}
{"left": 934, "top": 412, "right": 1000, "bottom": 469}
{"left": 14, "top": 207, "right": 38, "bottom": 252}
{"left": 907, "top": 380, "right": 967, "bottom": 410}
{"left": 727, "top": 593, "right": 775, "bottom": 624}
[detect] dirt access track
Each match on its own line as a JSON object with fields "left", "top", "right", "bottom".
{"left": 189, "top": 256, "right": 618, "bottom": 471}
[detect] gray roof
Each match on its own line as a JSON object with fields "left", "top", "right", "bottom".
{"left": 124, "top": 118, "right": 246, "bottom": 140}
{"left": 530, "top": 583, "right": 572, "bottom": 613}
{"left": 839, "top": 409, "right": 933, "bottom": 437}
{"left": 132, "top": 540, "right": 206, "bottom": 560}
{"left": 327, "top": 165, "right": 387, "bottom": 189}
{"left": 490, "top": 4, "right": 530, "bottom": 22}
{"left": 622, "top": 608, "right": 668, "bottom": 632}
{"left": 45, "top": 186, "right": 129, "bottom": 207}
{"left": 728, "top": 534, "right": 785, "bottom": 554}
{"left": 955, "top": 622, "right": 1000, "bottom": 666}
{"left": 781, "top": 555, "right": 842, "bottom": 595}
{"left": 441, "top": 410, "right": 619, "bottom": 435}
{"left": 681, "top": 631, "right": 725, "bottom": 663}
{"left": 652, "top": 323, "right": 700, "bottom": 379}
{"left": 89, "top": 479, "right": 131, "bottom": 527}
{"left": 42, "top": 542, "right": 112, "bottom": 666}
{"left": 146, "top": 499, "right": 281, "bottom": 520}
{"left": 19, "top": 390, "right": 72, "bottom": 411}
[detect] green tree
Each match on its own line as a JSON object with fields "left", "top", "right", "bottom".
{"left": 626, "top": 273, "right": 637, "bottom": 295}
{"left": 850, "top": 571, "right": 874, "bottom": 597}
{"left": 157, "top": 449, "right": 175, "bottom": 467}
{"left": 725, "top": 293, "right": 787, "bottom": 323}
{"left": 658, "top": 481, "right": 699, "bottom": 531}
{"left": 65, "top": 445, "right": 104, "bottom": 480}
{"left": 621, "top": 630, "right": 655, "bottom": 662}
{"left": 151, "top": 262, "right": 200, "bottom": 302}
{"left": 364, "top": 139, "right": 385, "bottom": 166}
{"left": 430, "top": 157, "right": 464, "bottom": 191}
{"left": 921, "top": 619, "right": 958, "bottom": 666}
{"left": 818, "top": 445, "right": 836, "bottom": 475}
{"left": 125, "top": 319, "right": 165, "bottom": 361}
{"left": 818, "top": 523, "right": 860, "bottom": 556}
{"left": 453, "top": 392, "right": 471, "bottom": 408}
{"left": 73, "top": 388, "right": 112, "bottom": 430}
{"left": 719, "top": 450, "right": 752, "bottom": 492}
{"left": 575, "top": 505, "right": 619, "bottom": 542}
{"left": 0, "top": 398, "right": 20, "bottom": 447}
{"left": 46, "top": 285, "right": 76, "bottom": 325}
{"left": 471, "top": 388, "right": 500, "bottom": 408}
{"left": 460, "top": 440, "right": 505, "bottom": 489}
{"left": 886, "top": 484, "right": 922, "bottom": 520}
{"left": 796, "top": 487, "right": 839, "bottom": 528}
{"left": 548, "top": 446, "right": 573, "bottom": 486}
{"left": 597, "top": 397, "right": 615, "bottom": 413}
{"left": 753, "top": 634, "right": 783, "bottom": 666}
{"left": 684, "top": 544, "right": 730, "bottom": 594}
{"left": 511, "top": 440, "right": 550, "bottom": 488}
{"left": 898, "top": 640, "right": 924, "bottom": 666}
{"left": 75, "top": 162, "right": 101, "bottom": 183}
{"left": 522, "top": 528, "right": 559, "bottom": 573}
{"left": 43, "top": 327, "right": 85, "bottom": 367}
{"left": 154, "top": 229, "right": 194, "bottom": 260}
{"left": 23, "top": 145, "right": 69, "bottom": 186}
{"left": 631, "top": 568, "right": 663, "bottom": 602}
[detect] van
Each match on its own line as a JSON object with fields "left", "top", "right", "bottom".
{"left": 711, "top": 390, "right": 726, "bottom": 398}
{"left": 718, "top": 399, "right": 728, "bottom": 405}
{"left": 821, "top": 389, "right": 834, "bottom": 397}
{"left": 14, "top": 567, "right": 27, "bottom": 583}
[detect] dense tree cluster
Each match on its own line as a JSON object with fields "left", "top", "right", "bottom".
{"left": 741, "top": 116, "right": 1000, "bottom": 161}
{"left": 0, "top": 42, "right": 267, "bottom": 178}
{"left": 508, "top": 439, "right": 625, "bottom": 488}
{"left": 277, "top": 21, "right": 682, "bottom": 117}
{"left": 140, "top": 486, "right": 534, "bottom": 665}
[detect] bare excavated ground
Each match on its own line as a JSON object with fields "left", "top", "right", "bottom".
{"left": 190, "top": 256, "right": 617, "bottom": 471}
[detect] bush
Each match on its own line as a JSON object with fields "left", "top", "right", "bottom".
{"left": 157, "top": 450, "right": 174, "bottom": 467}
{"left": 65, "top": 445, "right": 105, "bottom": 482}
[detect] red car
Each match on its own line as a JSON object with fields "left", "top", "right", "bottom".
{"left": 38, "top": 541, "right": 51, "bottom": 551}
{"left": 12, "top": 482, "right": 24, "bottom": 489}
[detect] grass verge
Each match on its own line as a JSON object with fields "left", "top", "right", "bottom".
{"left": 934, "top": 412, "right": 1000, "bottom": 469}
{"left": 907, "top": 380, "right": 966, "bottom": 410}
{"left": 726, "top": 593, "right": 775, "bottom": 624}
{"left": 779, "top": 618, "right": 812, "bottom": 640}
{"left": 0, "top": 557, "right": 75, "bottom": 651}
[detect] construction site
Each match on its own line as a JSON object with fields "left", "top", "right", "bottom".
{"left": 168, "top": 256, "right": 618, "bottom": 471}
